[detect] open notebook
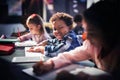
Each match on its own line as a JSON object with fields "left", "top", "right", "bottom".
{"left": 12, "top": 47, "right": 44, "bottom": 63}
{"left": 15, "top": 40, "right": 37, "bottom": 47}
{"left": 22, "top": 64, "right": 84, "bottom": 80}
{"left": 22, "top": 63, "right": 110, "bottom": 80}
{"left": 0, "top": 38, "right": 18, "bottom": 42}
{"left": 25, "top": 47, "right": 43, "bottom": 57}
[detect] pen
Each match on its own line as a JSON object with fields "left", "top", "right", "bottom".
{"left": 0, "top": 34, "right": 6, "bottom": 39}
{"left": 17, "top": 27, "right": 21, "bottom": 37}
{"left": 17, "top": 27, "right": 22, "bottom": 41}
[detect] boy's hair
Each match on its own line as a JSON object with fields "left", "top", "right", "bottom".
{"left": 49, "top": 12, "right": 73, "bottom": 29}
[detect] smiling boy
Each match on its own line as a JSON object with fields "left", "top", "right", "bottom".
{"left": 28, "top": 12, "right": 83, "bottom": 57}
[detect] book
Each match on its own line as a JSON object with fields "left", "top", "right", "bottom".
{"left": 22, "top": 64, "right": 83, "bottom": 80}
{"left": 12, "top": 56, "right": 42, "bottom": 63}
{"left": 0, "top": 38, "right": 18, "bottom": 42}
{"left": 11, "top": 47, "right": 45, "bottom": 63}
{"left": 22, "top": 64, "right": 111, "bottom": 80}
{"left": 0, "top": 44, "right": 14, "bottom": 55}
{"left": 25, "top": 47, "right": 43, "bottom": 57}
{"left": 15, "top": 40, "right": 37, "bottom": 47}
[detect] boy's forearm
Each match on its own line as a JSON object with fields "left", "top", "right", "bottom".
{"left": 40, "top": 46, "right": 45, "bottom": 54}
{"left": 38, "top": 40, "right": 48, "bottom": 46}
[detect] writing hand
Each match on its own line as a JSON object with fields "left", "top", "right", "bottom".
{"left": 27, "top": 47, "right": 35, "bottom": 52}
{"left": 32, "top": 60, "right": 54, "bottom": 75}
{"left": 27, "top": 46, "right": 41, "bottom": 52}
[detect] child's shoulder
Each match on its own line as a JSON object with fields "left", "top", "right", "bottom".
{"left": 65, "top": 30, "right": 78, "bottom": 39}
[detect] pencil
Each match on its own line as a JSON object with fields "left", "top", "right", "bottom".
{"left": 17, "top": 27, "right": 22, "bottom": 41}
{"left": 17, "top": 27, "right": 21, "bottom": 37}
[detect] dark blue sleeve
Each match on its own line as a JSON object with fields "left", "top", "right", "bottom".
{"left": 44, "top": 39, "right": 65, "bottom": 57}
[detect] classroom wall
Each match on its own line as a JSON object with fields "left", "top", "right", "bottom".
{"left": 0, "top": 23, "right": 26, "bottom": 38}
{"left": 87, "top": 0, "right": 100, "bottom": 8}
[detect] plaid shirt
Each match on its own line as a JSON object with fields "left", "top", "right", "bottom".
{"left": 44, "top": 30, "right": 83, "bottom": 57}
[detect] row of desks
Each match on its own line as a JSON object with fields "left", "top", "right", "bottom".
{"left": 0, "top": 47, "right": 111, "bottom": 80}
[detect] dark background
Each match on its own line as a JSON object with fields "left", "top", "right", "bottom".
{"left": 0, "top": 0, "right": 86, "bottom": 23}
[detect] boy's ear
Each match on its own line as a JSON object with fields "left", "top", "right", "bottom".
{"left": 69, "top": 25, "right": 73, "bottom": 30}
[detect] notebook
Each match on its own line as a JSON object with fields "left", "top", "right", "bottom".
{"left": 25, "top": 47, "right": 43, "bottom": 57}
{"left": 15, "top": 40, "right": 37, "bottom": 47}
{"left": 0, "top": 43, "right": 15, "bottom": 55}
{"left": 12, "top": 56, "right": 42, "bottom": 63}
{"left": 22, "top": 64, "right": 110, "bottom": 80}
{"left": 0, "top": 38, "right": 18, "bottom": 42}
{"left": 12, "top": 47, "right": 44, "bottom": 63}
{"left": 22, "top": 64, "right": 84, "bottom": 80}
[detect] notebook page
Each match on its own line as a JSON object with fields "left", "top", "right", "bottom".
{"left": 25, "top": 47, "right": 43, "bottom": 57}
{"left": 15, "top": 40, "right": 37, "bottom": 47}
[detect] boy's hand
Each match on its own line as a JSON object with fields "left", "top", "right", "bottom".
{"left": 27, "top": 46, "right": 45, "bottom": 54}
{"left": 32, "top": 60, "right": 54, "bottom": 75}
{"left": 27, "top": 47, "right": 35, "bottom": 52}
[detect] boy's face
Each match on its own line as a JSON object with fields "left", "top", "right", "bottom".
{"left": 27, "top": 23, "right": 40, "bottom": 34}
{"left": 52, "top": 20, "right": 70, "bottom": 40}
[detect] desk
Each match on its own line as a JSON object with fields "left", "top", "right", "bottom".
{"left": 0, "top": 47, "right": 111, "bottom": 80}
{"left": 0, "top": 47, "right": 35, "bottom": 68}
{"left": 0, "top": 47, "right": 37, "bottom": 80}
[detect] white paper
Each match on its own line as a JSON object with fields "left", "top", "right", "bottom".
{"left": 12, "top": 56, "right": 42, "bottom": 63}
{"left": 15, "top": 40, "right": 37, "bottom": 47}
{"left": 25, "top": 47, "right": 44, "bottom": 58}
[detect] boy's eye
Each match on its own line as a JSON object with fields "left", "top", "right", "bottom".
{"left": 59, "top": 26, "right": 63, "bottom": 29}
{"left": 58, "top": 26, "right": 64, "bottom": 30}
{"left": 53, "top": 26, "right": 64, "bottom": 31}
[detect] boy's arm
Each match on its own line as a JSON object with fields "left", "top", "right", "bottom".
{"left": 27, "top": 40, "right": 49, "bottom": 54}
{"left": 37, "top": 40, "right": 48, "bottom": 46}
{"left": 44, "top": 42, "right": 65, "bottom": 57}
{"left": 27, "top": 46, "right": 45, "bottom": 54}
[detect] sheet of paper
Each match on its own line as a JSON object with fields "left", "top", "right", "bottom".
{"left": 15, "top": 40, "right": 37, "bottom": 47}
{"left": 11, "top": 47, "right": 44, "bottom": 63}
{"left": 25, "top": 47, "right": 44, "bottom": 58}
{"left": 12, "top": 56, "right": 42, "bottom": 63}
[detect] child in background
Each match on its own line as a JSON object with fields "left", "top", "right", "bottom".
{"left": 17, "top": 14, "right": 51, "bottom": 44}
{"left": 73, "top": 14, "right": 84, "bottom": 35}
{"left": 27, "top": 12, "right": 83, "bottom": 57}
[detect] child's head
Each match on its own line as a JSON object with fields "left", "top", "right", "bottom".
{"left": 83, "top": 1, "right": 119, "bottom": 46}
{"left": 49, "top": 12, "right": 73, "bottom": 40}
{"left": 74, "top": 14, "right": 82, "bottom": 23}
{"left": 82, "top": 1, "right": 119, "bottom": 58}
{"left": 26, "top": 14, "right": 45, "bottom": 35}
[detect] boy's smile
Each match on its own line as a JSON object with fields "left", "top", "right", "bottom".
{"left": 52, "top": 20, "right": 70, "bottom": 40}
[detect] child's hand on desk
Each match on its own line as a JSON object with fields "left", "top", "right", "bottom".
{"left": 27, "top": 47, "right": 35, "bottom": 52}
{"left": 32, "top": 60, "right": 54, "bottom": 75}
{"left": 27, "top": 46, "right": 45, "bottom": 54}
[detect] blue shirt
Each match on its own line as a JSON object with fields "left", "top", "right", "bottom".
{"left": 44, "top": 30, "right": 83, "bottom": 57}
